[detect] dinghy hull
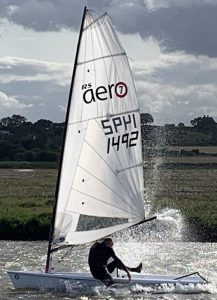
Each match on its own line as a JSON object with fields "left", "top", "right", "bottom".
{"left": 7, "top": 271, "right": 206, "bottom": 291}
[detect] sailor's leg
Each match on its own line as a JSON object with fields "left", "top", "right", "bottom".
{"left": 127, "top": 262, "right": 142, "bottom": 273}
{"left": 101, "top": 273, "right": 115, "bottom": 287}
{"left": 107, "top": 260, "right": 117, "bottom": 273}
{"left": 107, "top": 260, "right": 143, "bottom": 274}
{"left": 91, "top": 266, "right": 115, "bottom": 287}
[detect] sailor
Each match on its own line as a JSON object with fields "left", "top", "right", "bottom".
{"left": 88, "top": 237, "right": 142, "bottom": 286}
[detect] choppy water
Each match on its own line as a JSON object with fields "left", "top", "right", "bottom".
{"left": 1, "top": 209, "right": 217, "bottom": 300}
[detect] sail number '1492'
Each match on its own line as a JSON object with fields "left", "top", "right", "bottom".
{"left": 101, "top": 113, "right": 139, "bottom": 154}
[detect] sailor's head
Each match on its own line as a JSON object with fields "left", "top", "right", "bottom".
{"left": 102, "top": 237, "right": 114, "bottom": 248}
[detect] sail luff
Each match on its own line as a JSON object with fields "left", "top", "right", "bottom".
{"left": 45, "top": 6, "right": 87, "bottom": 273}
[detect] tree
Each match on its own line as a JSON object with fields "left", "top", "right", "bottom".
{"left": 178, "top": 123, "right": 185, "bottom": 128}
{"left": 0, "top": 117, "right": 12, "bottom": 127}
{"left": 0, "top": 115, "right": 26, "bottom": 128}
{"left": 190, "top": 117, "right": 202, "bottom": 127}
{"left": 0, "top": 141, "right": 14, "bottom": 160}
{"left": 34, "top": 119, "right": 53, "bottom": 130}
{"left": 11, "top": 115, "right": 27, "bottom": 127}
{"left": 140, "top": 113, "right": 154, "bottom": 125}
{"left": 191, "top": 115, "right": 216, "bottom": 130}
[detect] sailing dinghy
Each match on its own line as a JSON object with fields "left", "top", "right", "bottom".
{"left": 8, "top": 7, "right": 207, "bottom": 291}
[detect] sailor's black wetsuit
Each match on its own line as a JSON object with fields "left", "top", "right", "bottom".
{"left": 88, "top": 241, "right": 127, "bottom": 286}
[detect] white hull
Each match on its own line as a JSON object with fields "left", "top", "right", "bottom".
{"left": 7, "top": 271, "right": 206, "bottom": 292}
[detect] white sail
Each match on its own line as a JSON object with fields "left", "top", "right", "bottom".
{"left": 53, "top": 9, "right": 145, "bottom": 247}
{"left": 6, "top": 8, "right": 207, "bottom": 292}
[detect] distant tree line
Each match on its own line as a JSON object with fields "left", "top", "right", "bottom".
{"left": 0, "top": 115, "right": 64, "bottom": 162}
{"left": 140, "top": 113, "right": 217, "bottom": 147}
{"left": 0, "top": 114, "right": 217, "bottom": 162}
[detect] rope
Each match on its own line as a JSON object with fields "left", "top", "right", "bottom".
{"left": 58, "top": 246, "right": 74, "bottom": 263}
{"left": 174, "top": 271, "right": 208, "bottom": 283}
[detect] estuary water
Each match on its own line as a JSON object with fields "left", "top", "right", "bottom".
{"left": 1, "top": 209, "right": 217, "bottom": 300}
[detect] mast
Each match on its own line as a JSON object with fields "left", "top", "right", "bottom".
{"left": 45, "top": 6, "right": 87, "bottom": 273}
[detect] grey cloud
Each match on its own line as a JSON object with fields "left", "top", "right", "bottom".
{"left": 1, "top": 0, "right": 86, "bottom": 31}
{"left": 137, "top": 81, "right": 217, "bottom": 125}
{"left": 1, "top": 1, "right": 217, "bottom": 56}
{"left": 0, "top": 57, "right": 71, "bottom": 121}
{"left": 132, "top": 53, "right": 217, "bottom": 125}
{"left": 109, "top": 2, "right": 217, "bottom": 57}
{"left": 134, "top": 54, "right": 217, "bottom": 86}
{"left": 0, "top": 53, "right": 217, "bottom": 124}
{"left": 143, "top": 0, "right": 217, "bottom": 10}
{"left": 0, "top": 57, "right": 70, "bottom": 84}
{"left": 138, "top": 5, "right": 217, "bottom": 58}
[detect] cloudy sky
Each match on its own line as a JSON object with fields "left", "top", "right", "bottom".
{"left": 0, "top": 0, "right": 217, "bottom": 125}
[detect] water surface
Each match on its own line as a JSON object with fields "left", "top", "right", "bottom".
{"left": 1, "top": 210, "right": 217, "bottom": 299}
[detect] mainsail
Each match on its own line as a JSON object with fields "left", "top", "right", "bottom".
{"left": 52, "top": 8, "right": 145, "bottom": 248}
{"left": 6, "top": 8, "right": 205, "bottom": 289}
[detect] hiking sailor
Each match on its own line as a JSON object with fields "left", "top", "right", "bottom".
{"left": 88, "top": 237, "right": 142, "bottom": 286}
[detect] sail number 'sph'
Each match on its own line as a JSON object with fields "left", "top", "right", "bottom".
{"left": 101, "top": 113, "right": 139, "bottom": 154}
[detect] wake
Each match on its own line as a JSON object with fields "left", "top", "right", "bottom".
{"left": 116, "top": 208, "right": 186, "bottom": 242}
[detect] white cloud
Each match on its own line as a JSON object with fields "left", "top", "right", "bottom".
{"left": 0, "top": 50, "right": 217, "bottom": 125}
{"left": 0, "top": 56, "right": 71, "bottom": 121}
{"left": 144, "top": 0, "right": 217, "bottom": 10}
{"left": 58, "top": 104, "right": 66, "bottom": 112}
{"left": 0, "top": 91, "right": 33, "bottom": 117}
{"left": 132, "top": 52, "right": 217, "bottom": 125}
{"left": 0, "top": 3, "right": 216, "bottom": 125}
{"left": 0, "top": 56, "right": 70, "bottom": 86}
{"left": 2, "top": 1, "right": 217, "bottom": 57}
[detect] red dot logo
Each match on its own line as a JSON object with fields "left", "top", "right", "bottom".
{"left": 115, "top": 82, "right": 128, "bottom": 98}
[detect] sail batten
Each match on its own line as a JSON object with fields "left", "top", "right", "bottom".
{"left": 71, "top": 180, "right": 142, "bottom": 218}
{"left": 117, "top": 163, "right": 143, "bottom": 173}
{"left": 67, "top": 109, "right": 140, "bottom": 125}
{"left": 77, "top": 52, "right": 126, "bottom": 66}
{"left": 83, "top": 12, "right": 107, "bottom": 31}
{"left": 53, "top": 9, "right": 145, "bottom": 248}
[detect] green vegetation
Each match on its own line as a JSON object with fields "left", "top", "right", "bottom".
{"left": 0, "top": 115, "right": 64, "bottom": 162}
{"left": 0, "top": 169, "right": 57, "bottom": 240}
{"left": 145, "top": 166, "right": 217, "bottom": 241}
{"left": 0, "top": 161, "right": 58, "bottom": 169}
{"left": 141, "top": 114, "right": 217, "bottom": 147}
{"left": 0, "top": 114, "right": 217, "bottom": 241}
{"left": 0, "top": 165, "right": 216, "bottom": 241}
{"left": 0, "top": 114, "right": 217, "bottom": 163}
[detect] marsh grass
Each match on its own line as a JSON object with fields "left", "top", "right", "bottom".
{"left": 0, "top": 161, "right": 57, "bottom": 169}
{"left": 0, "top": 169, "right": 57, "bottom": 240}
{"left": 168, "top": 146, "right": 217, "bottom": 154}
{"left": 146, "top": 168, "right": 217, "bottom": 241}
{"left": 0, "top": 165, "right": 216, "bottom": 241}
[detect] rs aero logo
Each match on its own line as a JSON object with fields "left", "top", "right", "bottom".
{"left": 82, "top": 82, "right": 128, "bottom": 104}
